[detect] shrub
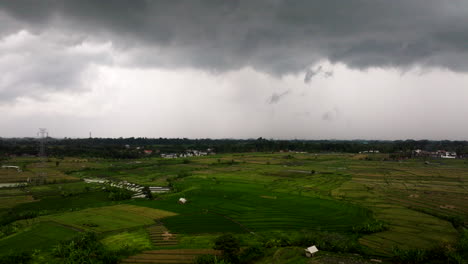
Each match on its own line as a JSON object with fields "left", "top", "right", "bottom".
{"left": 0, "top": 210, "right": 38, "bottom": 226}
{"left": 53, "top": 232, "right": 119, "bottom": 264}
{"left": 353, "top": 220, "right": 388, "bottom": 234}
{"left": 263, "top": 237, "right": 291, "bottom": 248}
{"left": 392, "top": 247, "right": 428, "bottom": 264}
{"left": 455, "top": 229, "right": 468, "bottom": 261}
{"left": 105, "top": 187, "right": 133, "bottom": 201}
{"left": 0, "top": 223, "right": 20, "bottom": 239}
{"left": 194, "top": 254, "right": 232, "bottom": 264}
{"left": 195, "top": 254, "right": 217, "bottom": 264}
{"left": 142, "top": 186, "right": 153, "bottom": 199}
{"left": 239, "top": 245, "right": 265, "bottom": 264}
{"left": 214, "top": 234, "right": 241, "bottom": 264}
{"left": 291, "top": 231, "right": 362, "bottom": 254}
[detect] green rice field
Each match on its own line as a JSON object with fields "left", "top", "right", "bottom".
{"left": 0, "top": 153, "right": 467, "bottom": 262}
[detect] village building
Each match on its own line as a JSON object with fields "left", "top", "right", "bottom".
{"left": 413, "top": 149, "right": 457, "bottom": 159}
{"left": 304, "top": 245, "right": 319, "bottom": 257}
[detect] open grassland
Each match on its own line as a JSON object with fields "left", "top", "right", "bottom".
{"left": 38, "top": 204, "right": 177, "bottom": 232}
{"left": 0, "top": 221, "right": 78, "bottom": 255}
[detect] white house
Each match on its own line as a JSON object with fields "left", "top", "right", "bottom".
{"left": 441, "top": 151, "right": 456, "bottom": 159}
{"left": 305, "top": 245, "right": 319, "bottom": 257}
{"left": 178, "top": 197, "right": 187, "bottom": 204}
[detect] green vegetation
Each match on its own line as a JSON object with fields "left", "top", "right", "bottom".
{"left": 101, "top": 228, "right": 153, "bottom": 251}
{"left": 163, "top": 213, "right": 247, "bottom": 234}
{"left": 0, "top": 152, "right": 467, "bottom": 263}
{"left": 213, "top": 234, "right": 241, "bottom": 263}
{"left": 105, "top": 186, "right": 133, "bottom": 201}
{"left": 53, "top": 232, "right": 121, "bottom": 264}
{"left": 0, "top": 222, "right": 78, "bottom": 255}
{"left": 37, "top": 204, "right": 177, "bottom": 232}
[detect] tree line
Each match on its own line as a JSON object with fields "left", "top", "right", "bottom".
{"left": 1, "top": 137, "right": 468, "bottom": 159}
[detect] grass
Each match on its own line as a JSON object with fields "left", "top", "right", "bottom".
{"left": 0, "top": 221, "right": 78, "bottom": 255}
{"left": 38, "top": 204, "right": 177, "bottom": 232}
{"left": 101, "top": 228, "right": 153, "bottom": 251}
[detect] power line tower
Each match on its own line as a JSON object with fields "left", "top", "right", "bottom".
{"left": 36, "top": 128, "right": 48, "bottom": 185}
{"left": 38, "top": 128, "right": 48, "bottom": 158}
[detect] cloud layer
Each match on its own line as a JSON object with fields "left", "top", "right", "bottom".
{"left": 0, "top": 29, "right": 113, "bottom": 102}
{"left": 1, "top": 0, "right": 468, "bottom": 75}
{"left": 1, "top": 1, "right": 468, "bottom": 139}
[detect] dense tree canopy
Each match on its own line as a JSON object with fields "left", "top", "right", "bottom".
{"left": 1, "top": 137, "right": 468, "bottom": 159}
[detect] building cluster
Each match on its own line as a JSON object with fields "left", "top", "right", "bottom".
{"left": 161, "top": 149, "right": 214, "bottom": 159}
{"left": 413, "top": 149, "right": 457, "bottom": 159}
{"left": 124, "top": 145, "right": 156, "bottom": 155}
{"left": 84, "top": 178, "right": 170, "bottom": 198}
{"left": 359, "top": 150, "right": 380, "bottom": 154}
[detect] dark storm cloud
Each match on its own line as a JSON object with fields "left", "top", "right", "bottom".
{"left": 1, "top": 0, "right": 468, "bottom": 101}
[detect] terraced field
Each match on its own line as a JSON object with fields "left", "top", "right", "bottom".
{"left": 1, "top": 153, "right": 466, "bottom": 262}
{"left": 121, "top": 249, "right": 222, "bottom": 264}
{"left": 147, "top": 223, "right": 179, "bottom": 247}
{"left": 332, "top": 159, "right": 466, "bottom": 254}
{"left": 139, "top": 178, "right": 371, "bottom": 235}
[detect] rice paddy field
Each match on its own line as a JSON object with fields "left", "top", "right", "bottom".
{"left": 0, "top": 152, "right": 467, "bottom": 263}
{"left": 35, "top": 204, "right": 177, "bottom": 232}
{"left": 0, "top": 221, "right": 78, "bottom": 253}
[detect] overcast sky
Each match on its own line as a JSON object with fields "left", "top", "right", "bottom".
{"left": 1, "top": 0, "right": 468, "bottom": 139}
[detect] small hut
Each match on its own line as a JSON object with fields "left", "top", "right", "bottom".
{"left": 305, "top": 245, "right": 319, "bottom": 257}
{"left": 178, "top": 197, "right": 187, "bottom": 204}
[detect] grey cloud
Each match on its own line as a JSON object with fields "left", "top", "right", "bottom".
{"left": 1, "top": 0, "right": 468, "bottom": 77}
{"left": 322, "top": 108, "right": 340, "bottom": 121}
{"left": 304, "top": 66, "right": 321, "bottom": 83}
{"left": 323, "top": 71, "right": 333, "bottom": 78}
{"left": 0, "top": 30, "right": 113, "bottom": 102}
{"left": 268, "top": 90, "right": 290, "bottom": 104}
{"left": 304, "top": 65, "right": 334, "bottom": 83}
